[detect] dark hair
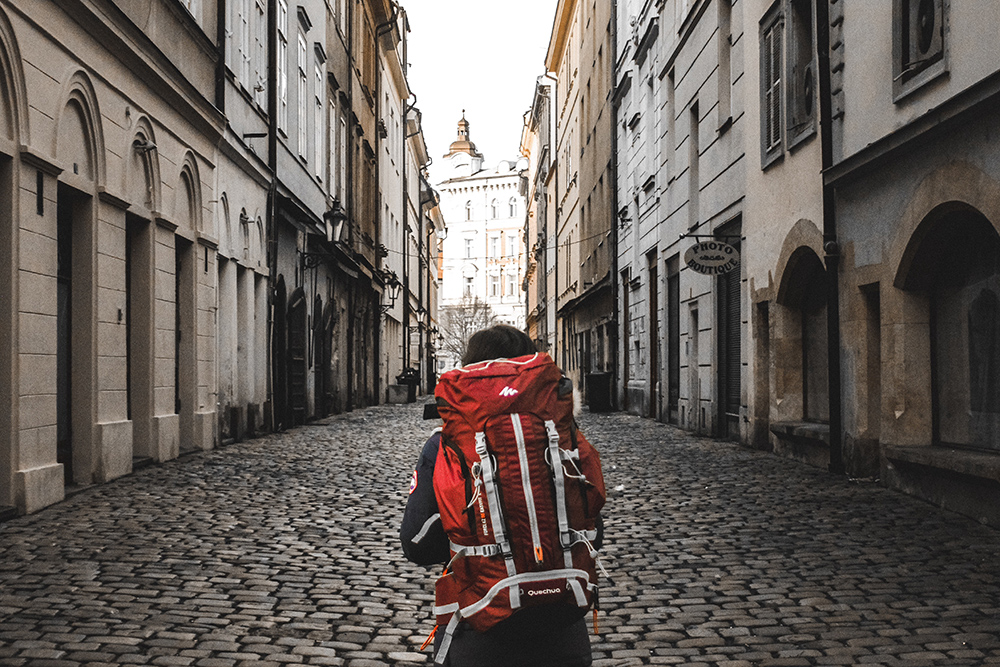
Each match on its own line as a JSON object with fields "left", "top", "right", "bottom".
{"left": 462, "top": 324, "right": 537, "bottom": 366}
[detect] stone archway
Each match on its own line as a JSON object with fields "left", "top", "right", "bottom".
{"left": 895, "top": 202, "right": 1000, "bottom": 450}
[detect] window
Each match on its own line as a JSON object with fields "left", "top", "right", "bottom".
{"left": 760, "top": 1, "right": 817, "bottom": 166}
{"left": 718, "top": 0, "right": 733, "bottom": 129}
{"left": 490, "top": 236, "right": 499, "bottom": 258}
{"left": 239, "top": 0, "right": 251, "bottom": 87}
{"left": 893, "top": 0, "right": 947, "bottom": 100}
{"left": 507, "top": 272, "right": 517, "bottom": 296}
{"left": 339, "top": 115, "right": 347, "bottom": 203}
{"left": 509, "top": 197, "right": 518, "bottom": 218}
{"left": 491, "top": 199, "right": 499, "bottom": 219}
{"left": 254, "top": 0, "right": 265, "bottom": 104}
{"left": 328, "top": 99, "right": 336, "bottom": 191}
{"left": 297, "top": 32, "right": 308, "bottom": 159}
{"left": 277, "top": 0, "right": 288, "bottom": 131}
{"left": 464, "top": 238, "right": 474, "bottom": 258}
{"left": 664, "top": 69, "right": 676, "bottom": 180}
{"left": 314, "top": 61, "right": 323, "bottom": 178}
{"left": 490, "top": 274, "right": 500, "bottom": 297}
{"left": 506, "top": 235, "right": 516, "bottom": 258}
{"left": 786, "top": 0, "right": 816, "bottom": 148}
{"left": 759, "top": 7, "right": 784, "bottom": 167}
{"left": 464, "top": 276, "right": 474, "bottom": 297}
{"left": 465, "top": 201, "right": 473, "bottom": 221}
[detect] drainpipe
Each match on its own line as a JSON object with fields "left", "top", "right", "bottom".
{"left": 610, "top": 0, "right": 620, "bottom": 409}
{"left": 816, "top": 0, "right": 844, "bottom": 474}
{"left": 216, "top": 0, "right": 227, "bottom": 112}
{"left": 402, "top": 96, "right": 418, "bottom": 375}
{"left": 543, "top": 72, "right": 559, "bottom": 368}
{"left": 265, "top": 0, "right": 279, "bottom": 431}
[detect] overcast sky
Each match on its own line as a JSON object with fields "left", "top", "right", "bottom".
{"left": 401, "top": 0, "right": 559, "bottom": 183}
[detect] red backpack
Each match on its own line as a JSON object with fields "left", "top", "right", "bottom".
{"left": 430, "top": 352, "right": 606, "bottom": 663}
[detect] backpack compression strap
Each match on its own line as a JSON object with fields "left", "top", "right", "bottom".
{"left": 545, "top": 420, "right": 589, "bottom": 608}
{"left": 474, "top": 432, "right": 519, "bottom": 600}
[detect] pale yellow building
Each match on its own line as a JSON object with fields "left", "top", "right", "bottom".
{"left": 545, "top": 0, "right": 616, "bottom": 403}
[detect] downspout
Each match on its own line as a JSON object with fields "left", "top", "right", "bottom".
{"left": 816, "top": 0, "right": 844, "bottom": 474}
{"left": 610, "top": 0, "right": 620, "bottom": 409}
{"left": 402, "top": 94, "right": 419, "bottom": 376}
{"left": 402, "top": 98, "right": 415, "bottom": 373}
{"left": 266, "top": 0, "right": 279, "bottom": 431}
{"left": 544, "top": 72, "right": 559, "bottom": 368}
{"left": 345, "top": 0, "right": 355, "bottom": 410}
{"left": 216, "top": 0, "right": 226, "bottom": 112}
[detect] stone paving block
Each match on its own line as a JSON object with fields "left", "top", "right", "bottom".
{"left": 2, "top": 407, "right": 1000, "bottom": 666}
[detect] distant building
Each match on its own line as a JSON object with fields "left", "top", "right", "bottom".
{"left": 545, "top": 0, "right": 616, "bottom": 402}
{"left": 437, "top": 116, "right": 527, "bottom": 370}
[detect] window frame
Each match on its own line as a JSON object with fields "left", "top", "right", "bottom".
{"left": 759, "top": 4, "right": 784, "bottom": 169}
{"left": 297, "top": 31, "right": 308, "bottom": 160}
{"left": 277, "top": 0, "right": 288, "bottom": 132}
{"left": 313, "top": 59, "right": 324, "bottom": 179}
{"left": 785, "top": 0, "right": 817, "bottom": 150}
{"left": 892, "top": 0, "right": 949, "bottom": 102}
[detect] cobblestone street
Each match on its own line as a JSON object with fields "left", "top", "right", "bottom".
{"left": 2, "top": 404, "right": 1000, "bottom": 666}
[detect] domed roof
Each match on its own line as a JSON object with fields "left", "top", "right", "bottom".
{"left": 444, "top": 112, "right": 483, "bottom": 159}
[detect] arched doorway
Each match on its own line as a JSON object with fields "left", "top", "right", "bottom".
{"left": 287, "top": 287, "right": 307, "bottom": 427}
{"left": 314, "top": 295, "right": 326, "bottom": 418}
{"left": 897, "top": 203, "right": 1000, "bottom": 450}
{"left": 272, "top": 276, "right": 287, "bottom": 431}
{"left": 776, "top": 246, "right": 829, "bottom": 423}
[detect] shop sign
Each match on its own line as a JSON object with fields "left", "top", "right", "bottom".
{"left": 684, "top": 240, "right": 740, "bottom": 275}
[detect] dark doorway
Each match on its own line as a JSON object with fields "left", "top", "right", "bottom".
{"left": 175, "top": 237, "right": 196, "bottom": 451}
{"left": 647, "top": 252, "right": 659, "bottom": 419}
{"left": 273, "top": 277, "right": 287, "bottom": 430}
{"left": 621, "top": 271, "right": 630, "bottom": 412}
{"left": 56, "top": 186, "right": 76, "bottom": 484}
{"left": 667, "top": 256, "right": 680, "bottom": 424}
{"left": 717, "top": 236, "right": 742, "bottom": 440}
{"left": 126, "top": 214, "right": 153, "bottom": 460}
{"left": 314, "top": 295, "right": 326, "bottom": 418}
{"left": 288, "top": 288, "right": 307, "bottom": 427}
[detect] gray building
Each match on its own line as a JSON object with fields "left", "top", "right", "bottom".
{"left": 614, "top": 0, "right": 747, "bottom": 434}
{"left": 0, "top": 0, "right": 438, "bottom": 518}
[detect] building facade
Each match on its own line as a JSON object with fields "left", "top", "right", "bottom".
{"left": 821, "top": 0, "right": 1000, "bottom": 520}
{"left": 437, "top": 116, "right": 527, "bottom": 370}
{"left": 545, "top": 0, "right": 617, "bottom": 404}
{"left": 520, "top": 76, "right": 557, "bottom": 354}
{"left": 0, "top": 0, "right": 231, "bottom": 514}
{"left": 0, "top": 0, "right": 438, "bottom": 517}
{"left": 600, "top": 0, "right": 1000, "bottom": 526}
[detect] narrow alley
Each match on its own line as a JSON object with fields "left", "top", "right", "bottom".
{"left": 2, "top": 405, "right": 999, "bottom": 666}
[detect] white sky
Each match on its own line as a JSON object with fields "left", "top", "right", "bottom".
{"left": 401, "top": 0, "right": 559, "bottom": 184}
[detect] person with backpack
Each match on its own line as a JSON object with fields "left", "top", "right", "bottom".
{"left": 400, "top": 324, "right": 607, "bottom": 666}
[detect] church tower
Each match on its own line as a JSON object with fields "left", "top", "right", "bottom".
{"left": 443, "top": 112, "right": 484, "bottom": 178}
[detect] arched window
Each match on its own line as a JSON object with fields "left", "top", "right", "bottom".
{"left": 509, "top": 197, "right": 518, "bottom": 218}
{"left": 465, "top": 201, "right": 472, "bottom": 221}
{"left": 491, "top": 199, "right": 499, "bottom": 219}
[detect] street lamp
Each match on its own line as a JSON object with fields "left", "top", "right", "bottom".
{"left": 324, "top": 197, "right": 348, "bottom": 244}
{"left": 379, "top": 270, "right": 401, "bottom": 314}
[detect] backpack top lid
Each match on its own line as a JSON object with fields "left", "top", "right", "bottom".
{"left": 434, "top": 352, "right": 567, "bottom": 430}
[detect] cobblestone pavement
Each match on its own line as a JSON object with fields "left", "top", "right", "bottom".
{"left": 2, "top": 405, "right": 1000, "bottom": 666}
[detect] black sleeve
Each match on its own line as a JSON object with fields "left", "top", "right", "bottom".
{"left": 400, "top": 431, "right": 450, "bottom": 566}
